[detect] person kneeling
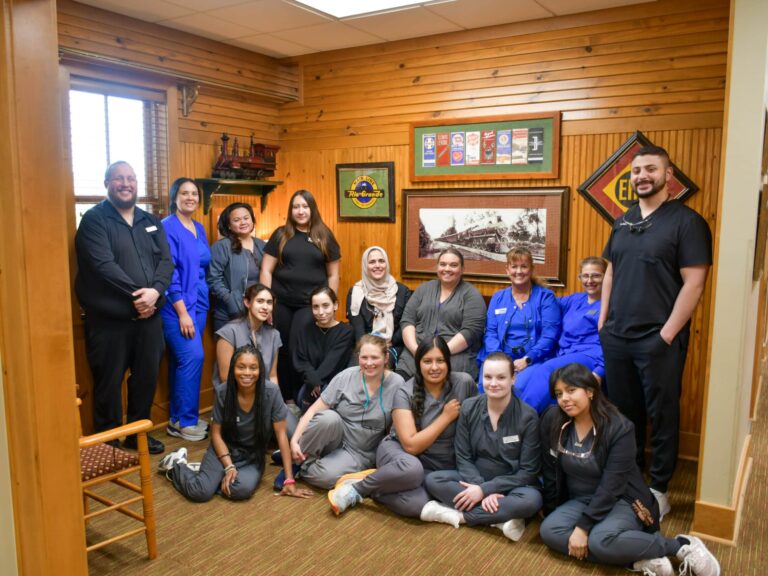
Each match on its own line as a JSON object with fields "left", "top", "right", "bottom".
{"left": 160, "top": 344, "right": 312, "bottom": 502}
{"left": 422, "top": 352, "right": 542, "bottom": 541}
{"left": 539, "top": 363, "right": 719, "bottom": 576}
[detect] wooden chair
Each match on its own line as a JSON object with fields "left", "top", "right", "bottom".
{"left": 78, "top": 399, "right": 158, "bottom": 559}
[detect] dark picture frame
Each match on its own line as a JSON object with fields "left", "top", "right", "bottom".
{"left": 402, "top": 187, "right": 569, "bottom": 286}
{"left": 410, "top": 113, "right": 560, "bottom": 182}
{"left": 577, "top": 131, "right": 699, "bottom": 224}
{"left": 336, "top": 162, "right": 396, "bottom": 222}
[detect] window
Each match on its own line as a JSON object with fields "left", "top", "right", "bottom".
{"left": 68, "top": 79, "right": 169, "bottom": 226}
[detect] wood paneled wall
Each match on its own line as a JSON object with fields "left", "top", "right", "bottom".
{"left": 61, "top": 0, "right": 727, "bottom": 455}
{"left": 57, "top": 0, "right": 298, "bottom": 103}
{"left": 265, "top": 0, "right": 727, "bottom": 454}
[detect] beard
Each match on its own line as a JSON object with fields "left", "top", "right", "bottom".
{"left": 632, "top": 177, "right": 666, "bottom": 199}
{"left": 108, "top": 188, "right": 137, "bottom": 210}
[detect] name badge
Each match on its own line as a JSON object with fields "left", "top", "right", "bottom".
{"left": 586, "top": 309, "right": 598, "bottom": 316}
{"left": 494, "top": 308, "right": 507, "bottom": 315}
{"left": 502, "top": 435, "right": 519, "bottom": 444}
{"left": 145, "top": 225, "right": 158, "bottom": 232}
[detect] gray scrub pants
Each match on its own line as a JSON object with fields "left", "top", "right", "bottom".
{"left": 299, "top": 410, "right": 373, "bottom": 489}
{"left": 539, "top": 498, "right": 680, "bottom": 565}
{"left": 354, "top": 437, "right": 431, "bottom": 518}
{"left": 171, "top": 445, "right": 262, "bottom": 502}
{"left": 425, "top": 470, "right": 542, "bottom": 526}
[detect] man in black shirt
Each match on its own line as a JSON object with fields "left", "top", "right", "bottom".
{"left": 75, "top": 161, "right": 173, "bottom": 454}
{"left": 598, "top": 146, "right": 712, "bottom": 521}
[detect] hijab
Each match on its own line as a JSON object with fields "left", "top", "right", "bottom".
{"left": 349, "top": 246, "right": 398, "bottom": 340}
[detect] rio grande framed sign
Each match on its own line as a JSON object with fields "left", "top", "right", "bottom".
{"left": 336, "top": 162, "right": 396, "bottom": 222}
{"left": 577, "top": 131, "right": 699, "bottom": 224}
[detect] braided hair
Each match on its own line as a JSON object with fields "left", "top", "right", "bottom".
{"left": 411, "top": 336, "right": 452, "bottom": 430}
{"left": 221, "top": 344, "right": 269, "bottom": 462}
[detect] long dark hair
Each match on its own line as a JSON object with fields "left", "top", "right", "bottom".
{"left": 168, "top": 177, "right": 199, "bottom": 214}
{"left": 548, "top": 362, "right": 622, "bottom": 449}
{"left": 217, "top": 202, "right": 256, "bottom": 254}
{"left": 221, "top": 344, "right": 269, "bottom": 461}
{"left": 277, "top": 190, "right": 334, "bottom": 263}
{"left": 411, "top": 336, "right": 452, "bottom": 429}
{"left": 239, "top": 283, "right": 275, "bottom": 320}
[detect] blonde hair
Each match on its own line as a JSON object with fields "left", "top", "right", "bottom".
{"left": 506, "top": 247, "right": 540, "bottom": 286}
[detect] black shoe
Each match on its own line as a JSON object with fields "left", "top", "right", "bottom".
{"left": 271, "top": 450, "right": 282, "bottom": 465}
{"left": 123, "top": 433, "right": 165, "bottom": 455}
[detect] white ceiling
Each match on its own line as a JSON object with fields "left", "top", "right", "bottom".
{"left": 77, "top": 0, "right": 655, "bottom": 58}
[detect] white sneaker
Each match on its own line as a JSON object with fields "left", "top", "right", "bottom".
{"left": 650, "top": 488, "right": 671, "bottom": 522}
{"left": 420, "top": 500, "right": 462, "bottom": 528}
{"left": 167, "top": 420, "right": 207, "bottom": 442}
{"left": 158, "top": 447, "right": 188, "bottom": 473}
{"left": 676, "top": 535, "right": 721, "bottom": 576}
{"left": 196, "top": 418, "right": 209, "bottom": 430}
{"left": 632, "top": 557, "right": 674, "bottom": 576}
{"left": 491, "top": 518, "right": 525, "bottom": 542}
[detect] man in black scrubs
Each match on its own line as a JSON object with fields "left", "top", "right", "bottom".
{"left": 598, "top": 145, "right": 712, "bottom": 521}
{"left": 75, "top": 161, "right": 173, "bottom": 454}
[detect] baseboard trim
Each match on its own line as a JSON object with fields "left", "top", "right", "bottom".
{"left": 691, "top": 434, "right": 752, "bottom": 544}
{"left": 678, "top": 431, "right": 700, "bottom": 461}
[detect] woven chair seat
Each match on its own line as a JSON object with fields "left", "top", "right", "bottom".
{"left": 80, "top": 443, "right": 139, "bottom": 482}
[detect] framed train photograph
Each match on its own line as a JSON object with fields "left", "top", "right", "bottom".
{"left": 402, "top": 188, "right": 569, "bottom": 286}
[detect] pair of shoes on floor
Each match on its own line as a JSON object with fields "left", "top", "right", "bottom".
{"left": 491, "top": 518, "right": 525, "bottom": 542}
{"left": 273, "top": 462, "right": 302, "bottom": 491}
{"left": 158, "top": 447, "right": 188, "bottom": 473}
{"left": 123, "top": 433, "right": 164, "bottom": 454}
{"left": 420, "top": 500, "right": 461, "bottom": 528}
{"left": 631, "top": 535, "right": 720, "bottom": 576}
{"left": 167, "top": 420, "right": 207, "bottom": 442}
{"left": 650, "top": 487, "right": 671, "bottom": 522}
{"left": 327, "top": 469, "right": 375, "bottom": 515}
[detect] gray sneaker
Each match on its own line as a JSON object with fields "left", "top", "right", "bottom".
{"left": 676, "top": 535, "right": 720, "bottom": 576}
{"left": 158, "top": 447, "right": 188, "bottom": 473}
{"left": 167, "top": 420, "right": 207, "bottom": 442}
{"left": 632, "top": 557, "right": 674, "bottom": 576}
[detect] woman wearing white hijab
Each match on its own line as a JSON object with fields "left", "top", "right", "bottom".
{"left": 346, "top": 246, "right": 411, "bottom": 368}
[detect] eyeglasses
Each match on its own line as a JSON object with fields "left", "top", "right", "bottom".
{"left": 578, "top": 273, "right": 603, "bottom": 281}
{"left": 619, "top": 214, "right": 653, "bottom": 234}
{"left": 557, "top": 420, "right": 596, "bottom": 459}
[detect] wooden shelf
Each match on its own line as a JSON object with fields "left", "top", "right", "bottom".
{"left": 195, "top": 178, "right": 283, "bottom": 214}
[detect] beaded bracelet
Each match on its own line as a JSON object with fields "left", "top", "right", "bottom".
{"left": 224, "top": 464, "right": 236, "bottom": 473}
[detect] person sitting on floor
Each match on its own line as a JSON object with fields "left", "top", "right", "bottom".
{"left": 422, "top": 352, "right": 543, "bottom": 541}
{"left": 159, "top": 344, "right": 313, "bottom": 502}
{"left": 327, "top": 335, "right": 477, "bottom": 517}
{"left": 290, "top": 334, "right": 405, "bottom": 490}
{"left": 539, "top": 363, "right": 720, "bottom": 576}
{"left": 514, "top": 256, "right": 606, "bottom": 413}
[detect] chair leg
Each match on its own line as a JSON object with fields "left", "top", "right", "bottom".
{"left": 137, "top": 432, "right": 158, "bottom": 560}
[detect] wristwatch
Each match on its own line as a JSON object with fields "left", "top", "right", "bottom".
{"left": 524, "top": 356, "right": 532, "bottom": 366}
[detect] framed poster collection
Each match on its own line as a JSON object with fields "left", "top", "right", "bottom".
{"left": 402, "top": 188, "right": 569, "bottom": 286}
{"left": 410, "top": 113, "right": 560, "bottom": 182}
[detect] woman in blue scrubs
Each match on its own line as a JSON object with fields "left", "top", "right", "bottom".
{"left": 514, "top": 256, "right": 606, "bottom": 413}
{"left": 478, "top": 247, "right": 561, "bottom": 390}
{"left": 161, "top": 178, "right": 211, "bottom": 442}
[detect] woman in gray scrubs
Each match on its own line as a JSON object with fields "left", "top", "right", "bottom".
{"left": 396, "top": 248, "right": 486, "bottom": 380}
{"left": 290, "top": 334, "right": 405, "bottom": 489}
{"left": 423, "top": 352, "right": 543, "bottom": 541}
{"left": 327, "top": 336, "right": 477, "bottom": 516}
{"left": 539, "top": 363, "right": 719, "bottom": 576}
